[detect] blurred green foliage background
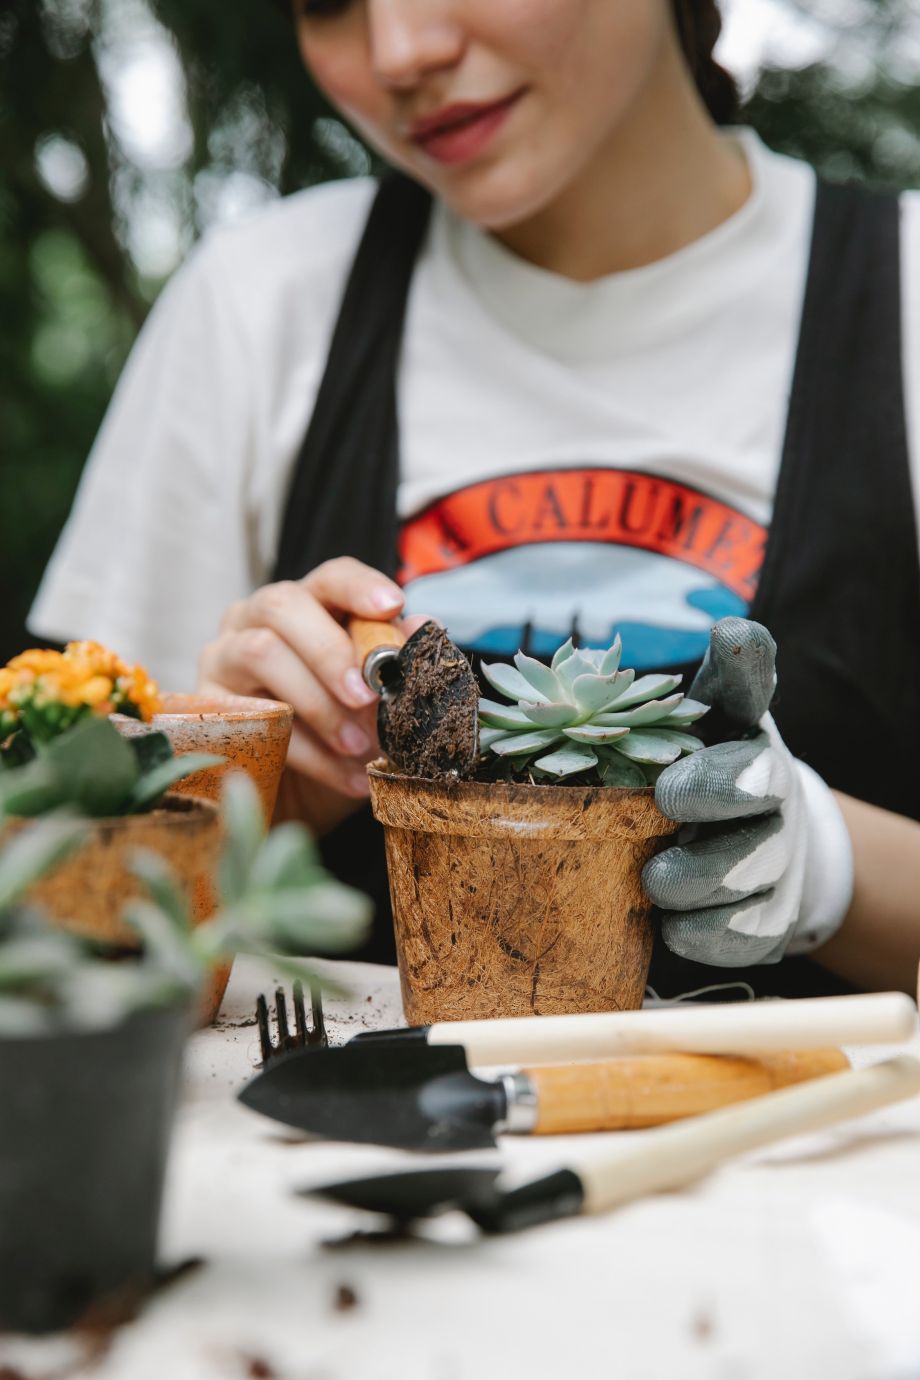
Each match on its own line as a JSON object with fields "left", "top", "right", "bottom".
{"left": 2, "top": 0, "right": 919, "bottom": 665}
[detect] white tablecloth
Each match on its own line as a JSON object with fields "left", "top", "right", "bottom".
{"left": 4, "top": 958, "right": 920, "bottom": 1380}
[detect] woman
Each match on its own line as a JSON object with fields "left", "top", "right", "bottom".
{"left": 31, "top": 0, "right": 920, "bottom": 995}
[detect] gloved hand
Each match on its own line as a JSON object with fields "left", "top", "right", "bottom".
{"left": 642, "top": 618, "right": 854, "bottom": 967}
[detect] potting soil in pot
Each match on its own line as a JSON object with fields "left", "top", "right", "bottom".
{"left": 369, "top": 769, "right": 673, "bottom": 1022}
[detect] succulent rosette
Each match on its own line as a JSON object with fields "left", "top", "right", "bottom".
{"left": 479, "top": 635, "right": 708, "bottom": 785}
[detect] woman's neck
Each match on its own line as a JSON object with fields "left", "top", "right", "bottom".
{"left": 495, "top": 49, "right": 752, "bottom": 282}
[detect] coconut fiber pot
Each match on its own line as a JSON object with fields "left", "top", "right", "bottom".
{"left": 6, "top": 795, "right": 220, "bottom": 949}
{"left": 0, "top": 1000, "right": 190, "bottom": 1334}
{"left": 117, "top": 694, "right": 293, "bottom": 1022}
{"left": 368, "top": 766, "right": 676, "bottom": 1023}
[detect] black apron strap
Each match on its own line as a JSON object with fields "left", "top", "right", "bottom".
{"left": 651, "top": 179, "right": 918, "bottom": 999}
{"left": 272, "top": 173, "right": 432, "bottom": 584}
{"left": 272, "top": 174, "right": 431, "bottom": 965}
{"left": 749, "top": 181, "right": 920, "bottom": 814}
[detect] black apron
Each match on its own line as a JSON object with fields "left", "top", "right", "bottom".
{"left": 273, "top": 174, "right": 920, "bottom": 998}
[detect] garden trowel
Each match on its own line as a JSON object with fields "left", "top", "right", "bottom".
{"left": 349, "top": 618, "right": 479, "bottom": 778}
{"left": 346, "top": 990, "right": 917, "bottom": 1064}
{"left": 298, "top": 1056, "right": 920, "bottom": 1234}
{"left": 237, "top": 1037, "right": 849, "bottom": 1151}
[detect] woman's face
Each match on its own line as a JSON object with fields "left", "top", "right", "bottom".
{"left": 295, "top": 0, "right": 680, "bottom": 230}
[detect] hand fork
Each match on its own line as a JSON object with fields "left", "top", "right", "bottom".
{"left": 255, "top": 981, "right": 327, "bottom": 1065}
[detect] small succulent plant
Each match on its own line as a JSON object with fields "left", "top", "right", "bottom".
{"left": 0, "top": 715, "right": 221, "bottom": 819}
{"left": 479, "top": 636, "right": 708, "bottom": 785}
{"left": 0, "top": 775, "right": 372, "bottom": 1035}
{"left": 0, "top": 816, "right": 179, "bottom": 1035}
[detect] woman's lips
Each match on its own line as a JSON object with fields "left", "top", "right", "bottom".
{"left": 409, "top": 90, "right": 525, "bottom": 166}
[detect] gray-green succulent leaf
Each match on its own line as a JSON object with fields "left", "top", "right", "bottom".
{"left": 478, "top": 635, "right": 709, "bottom": 785}
{"left": 533, "top": 744, "right": 599, "bottom": 777}
{"left": 488, "top": 728, "right": 564, "bottom": 757}
{"left": 481, "top": 661, "right": 548, "bottom": 703}
{"left": 563, "top": 724, "right": 631, "bottom": 745}
{"left": 478, "top": 699, "right": 534, "bottom": 729}
{"left": 520, "top": 701, "right": 581, "bottom": 728}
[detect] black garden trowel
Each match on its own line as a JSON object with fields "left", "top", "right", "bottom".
{"left": 349, "top": 618, "right": 479, "bottom": 778}
{"left": 237, "top": 987, "right": 916, "bottom": 1153}
{"left": 237, "top": 1032, "right": 850, "bottom": 1152}
{"left": 240, "top": 1040, "right": 505, "bottom": 1152}
{"left": 299, "top": 1055, "right": 920, "bottom": 1235}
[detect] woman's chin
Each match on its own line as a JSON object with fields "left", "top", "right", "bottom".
{"left": 415, "top": 157, "right": 567, "bottom": 233}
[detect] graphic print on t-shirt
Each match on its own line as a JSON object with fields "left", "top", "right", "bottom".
{"left": 398, "top": 468, "right": 766, "bottom": 669}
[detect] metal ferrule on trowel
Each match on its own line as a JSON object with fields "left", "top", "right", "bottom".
{"left": 238, "top": 991, "right": 918, "bottom": 1152}
{"left": 351, "top": 619, "right": 405, "bottom": 695}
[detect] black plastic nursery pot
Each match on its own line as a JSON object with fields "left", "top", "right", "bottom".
{"left": 0, "top": 1000, "right": 191, "bottom": 1334}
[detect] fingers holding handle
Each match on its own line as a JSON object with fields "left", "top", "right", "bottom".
{"left": 198, "top": 558, "right": 405, "bottom": 800}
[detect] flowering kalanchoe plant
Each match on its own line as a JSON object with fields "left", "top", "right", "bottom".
{"left": 0, "top": 715, "right": 221, "bottom": 819}
{"left": 479, "top": 635, "right": 709, "bottom": 785}
{"left": 0, "top": 641, "right": 161, "bottom": 764}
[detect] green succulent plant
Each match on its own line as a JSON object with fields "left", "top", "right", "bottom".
{"left": 0, "top": 774, "right": 372, "bottom": 1035}
{"left": 0, "top": 715, "right": 222, "bottom": 819}
{"left": 479, "top": 635, "right": 708, "bottom": 786}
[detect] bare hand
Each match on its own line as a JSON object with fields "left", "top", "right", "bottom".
{"left": 198, "top": 558, "right": 424, "bottom": 800}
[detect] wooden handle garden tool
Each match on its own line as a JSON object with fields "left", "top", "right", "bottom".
{"left": 352, "top": 990, "right": 919, "bottom": 1064}
{"left": 522, "top": 1047, "right": 849, "bottom": 1133}
{"left": 239, "top": 1007, "right": 851, "bottom": 1149}
{"left": 347, "top": 617, "right": 479, "bottom": 777}
{"left": 576, "top": 1053, "right": 920, "bottom": 1216}
{"left": 303, "top": 1055, "right": 920, "bottom": 1231}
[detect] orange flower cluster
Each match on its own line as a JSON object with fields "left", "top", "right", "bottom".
{"left": 0, "top": 641, "right": 161, "bottom": 730}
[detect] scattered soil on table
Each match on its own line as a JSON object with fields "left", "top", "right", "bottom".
{"left": 69, "top": 1285, "right": 146, "bottom": 1364}
{"left": 241, "top": 1356, "right": 277, "bottom": 1378}
{"left": 0, "top": 1263, "right": 207, "bottom": 1380}
{"left": 332, "top": 1284, "right": 359, "bottom": 1313}
{"left": 691, "top": 1307, "right": 715, "bottom": 1342}
{"left": 214, "top": 1015, "right": 259, "bottom": 1031}
{"left": 66, "top": 1258, "right": 207, "bottom": 1369}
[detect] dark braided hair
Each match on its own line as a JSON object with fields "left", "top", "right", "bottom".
{"left": 670, "top": 0, "right": 740, "bottom": 125}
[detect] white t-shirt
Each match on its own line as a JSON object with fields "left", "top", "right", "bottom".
{"left": 30, "top": 129, "right": 920, "bottom": 688}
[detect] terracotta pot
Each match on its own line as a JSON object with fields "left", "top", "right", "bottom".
{"left": 117, "top": 693, "right": 293, "bottom": 1022}
{"left": 140, "top": 692, "right": 293, "bottom": 821}
{"left": 368, "top": 765, "right": 676, "bottom": 1023}
{"left": 6, "top": 795, "right": 220, "bottom": 948}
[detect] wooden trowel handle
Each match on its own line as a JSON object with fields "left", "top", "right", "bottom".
{"left": 525, "top": 1049, "right": 850, "bottom": 1133}
{"left": 576, "top": 1054, "right": 920, "bottom": 1215}
{"left": 349, "top": 618, "right": 405, "bottom": 665}
{"left": 349, "top": 618, "right": 406, "bottom": 691}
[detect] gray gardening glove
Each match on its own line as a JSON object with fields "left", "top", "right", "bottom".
{"left": 642, "top": 618, "right": 853, "bottom": 967}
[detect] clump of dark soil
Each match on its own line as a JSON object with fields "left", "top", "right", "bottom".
{"left": 378, "top": 623, "right": 479, "bottom": 778}
{"left": 332, "top": 1283, "right": 359, "bottom": 1313}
